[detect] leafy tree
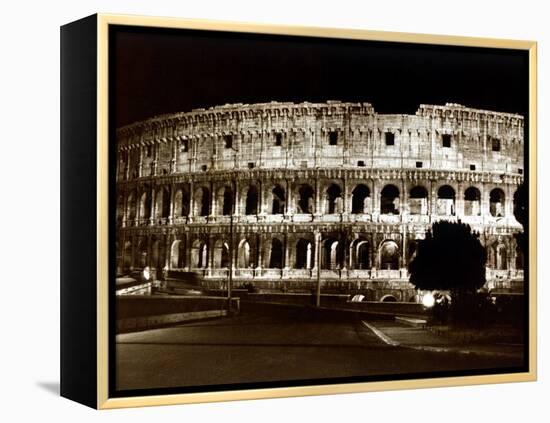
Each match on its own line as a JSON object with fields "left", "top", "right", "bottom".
{"left": 409, "top": 221, "right": 487, "bottom": 325}
{"left": 409, "top": 221, "right": 486, "bottom": 292}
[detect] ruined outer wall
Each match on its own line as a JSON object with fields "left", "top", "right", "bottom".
{"left": 116, "top": 101, "right": 524, "bottom": 177}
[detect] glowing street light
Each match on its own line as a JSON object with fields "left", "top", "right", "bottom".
{"left": 422, "top": 292, "right": 435, "bottom": 308}
{"left": 142, "top": 266, "right": 151, "bottom": 282}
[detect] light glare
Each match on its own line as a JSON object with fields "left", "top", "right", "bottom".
{"left": 422, "top": 292, "right": 435, "bottom": 308}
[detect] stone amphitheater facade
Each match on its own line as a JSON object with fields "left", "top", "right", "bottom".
{"left": 115, "top": 101, "right": 525, "bottom": 301}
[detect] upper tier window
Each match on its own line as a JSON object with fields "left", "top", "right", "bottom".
{"left": 491, "top": 137, "right": 501, "bottom": 152}
{"left": 180, "top": 139, "right": 188, "bottom": 152}
{"left": 224, "top": 135, "right": 233, "bottom": 149}
{"left": 275, "top": 132, "right": 282, "bottom": 146}
{"left": 442, "top": 134, "right": 451, "bottom": 148}
{"left": 385, "top": 132, "right": 394, "bottom": 146}
{"left": 329, "top": 131, "right": 338, "bottom": 145}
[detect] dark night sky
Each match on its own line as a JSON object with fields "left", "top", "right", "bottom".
{"left": 111, "top": 26, "right": 529, "bottom": 128}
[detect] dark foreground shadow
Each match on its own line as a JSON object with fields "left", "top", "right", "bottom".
{"left": 36, "top": 381, "right": 60, "bottom": 396}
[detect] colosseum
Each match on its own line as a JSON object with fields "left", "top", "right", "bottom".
{"left": 115, "top": 101, "right": 525, "bottom": 302}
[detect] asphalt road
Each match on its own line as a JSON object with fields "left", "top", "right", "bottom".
{"left": 116, "top": 307, "right": 523, "bottom": 391}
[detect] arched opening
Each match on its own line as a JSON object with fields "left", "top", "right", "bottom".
{"left": 322, "top": 238, "right": 341, "bottom": 270}
{"left": 191, "top": 239, "right": 208, "bottom": 268}
{"left": 156, "top": 187, "right": 171, "bottom": 219}
{"left": 245, "top": 186, "right": 259, "bottom": 215}
{"left": 496, "top": 244, "right": 507, "bottom": 270}
{"left": 127, "top": 191, "right": 137, "bottom": 221}
{"left": 409, "top": 186, "right": 428, "bottom": 215}
{"left": 182, "top": 189, "right": 190, "bottom": 216}
{"left": 296, "top": 239, "right": 312, "bottom": 269}
{"left": 381, "top": 295, "right": 398, "bottom": 303}
{"left": 162, "top": 188, "right": 170, "bottom": 218}
{"left": 152, "top": 239, "right": 159, "bottom": 269}
{"left": 194, "top": 187, "right": 210, "bottom": 216}
{"left": 515, "top": 241, "right": 524, "bottom": 270}
{"left": 123, "top": 241, "right": 132, "bottom": 271}
{"left": 355, "top": 241, "right": 370, "bottom": 269}
{"left": 351, "top": 184, "right": 371, "bottom": 214}
{"left": 173, "top": 188, "right": 190, "bottom": 217}
{"left": 221, "top": 243, "right": 230, "bottom": 268}
{"left": 160, "top": 239, "right": 166, "bottom": 271}
{"left": 437, "top": 185, "right": 456, "bottom": 215}
{"left": 222, "top": 187, "right": 233, "bottom": 215}
{"left": 213, "top": 239, "right": 230, "bottom": 268}
{"left": 151, "top": 239, "right": 161, "bottom": 269}
{"left": 199, "top": 243, "right": 208, "bottom": 268}
{"left": 269, "top": 238, "right": 283, "bottom": 269}
{"left": 238, "top": 239, "right": 251, "bottom": 268}
{"left": 170, "top": 240, "right": 180, "bottom": 269}
{"left": 272, "top": 185, "right": 285, "bottom": 214}
{"left": 137, "top": 238, "right": 148, "bottom": 268}
{"left": 379, "top": 240, "right": 400, "bottom": 270}
{"left": 297, "top": 184, "right": 314, "bottom": 213}
{"left": 176, "top": 238, "right": 186, "bottom": 268}
{"left": 173, "top": 190, "right": 182, "bottom": 217}
{"left": 381, "top": 185, "right": 400, "bottom": 215}
{"left": 116, "top": 195, "right": 125, "bottom": 226}
{"left": 490, "top": 188, "right": 505, "bottom": 217}
{"left": 464, "top": 187, "right": 481, "bottom": 216}
{"left": 139, "top": 191, "right": 151, "bottom": 220}
{"left": 325, "top": 183, "right": 343, "bottom": 214}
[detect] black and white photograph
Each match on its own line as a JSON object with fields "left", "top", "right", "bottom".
{"left": 110, "top": 23, "right": 530, "bottom": 397}
{"left": 5, "top": 0, "right": 550, "bottom": 419}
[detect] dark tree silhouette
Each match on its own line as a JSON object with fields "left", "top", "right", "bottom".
{"left": 409, "top": 221, "right": 486, "bottom": 292}
{"left": 409, "top": 221, "right": 487, "bottom": 325}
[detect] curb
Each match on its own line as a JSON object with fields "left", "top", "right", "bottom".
{"left": 117, "top": 309, "right": 228, "bottom": 333}
{"left": 395, "top": 316, "right": 427, "bottom": 328}
{"left": 242, "top": 299, "right": 423, "bottom": 320}
{"left": 361, "top": 321, "right": 400, "bottom": 346}
{"left": 361, "top": 320, "right": 523, "bottom": 359}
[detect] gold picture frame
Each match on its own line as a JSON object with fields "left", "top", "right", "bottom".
{"left": 61, "top": 13, "right": 537, "bottom": 409}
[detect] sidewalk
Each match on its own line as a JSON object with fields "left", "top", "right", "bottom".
{"left": 362, "top": 320, "right": 524, "bottom": 359}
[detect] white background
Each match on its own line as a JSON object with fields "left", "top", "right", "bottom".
{"left": 0, "top": 0, "right": 548, "bottom": 421}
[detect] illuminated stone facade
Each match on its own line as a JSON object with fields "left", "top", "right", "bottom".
{"left": 115, "top": 101, "right": 524, "bottom": 301}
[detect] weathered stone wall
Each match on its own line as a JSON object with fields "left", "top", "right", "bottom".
{"left": 116, "top": 101, "right": 523, "bottom": 176}
{"left": 115, "top": 101, "right": 525, "bottom": 300}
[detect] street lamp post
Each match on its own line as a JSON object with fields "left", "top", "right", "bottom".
{"left": 227, "top": 178, "right": 236, "bottom": 314}
{"left": 228, "top": 210, "right": 233, "bottom": 313}
{"left": 316, "top": 230, "right": 322, "bottom": 307}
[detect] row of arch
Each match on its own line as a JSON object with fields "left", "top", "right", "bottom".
{"left": 120, "top": 235, "right": 524, "bottom": 273}
{"left": 119, "top": 182, "right": 512, "bottom": 224}
{"left": 123, "top": 236, "right": 394, "bottom": 271}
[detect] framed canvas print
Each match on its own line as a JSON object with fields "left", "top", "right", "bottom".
{"left": 60, "top": 14, "right": 537, "bottom": 409}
